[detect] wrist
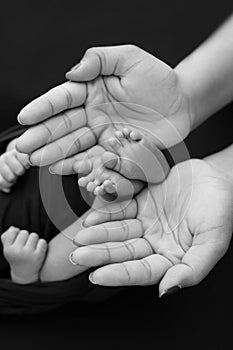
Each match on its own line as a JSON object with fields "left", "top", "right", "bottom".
{"left": 175, "top": 14, "right": 233, "bottom": 131}
{"left": 204, "top": 145, "right": 233, "bottom": 186}
{"left": 174, "top": 62, "right": 200, "bottom": 132}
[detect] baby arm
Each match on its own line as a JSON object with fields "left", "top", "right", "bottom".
{"left": 1, "top": 210, "right": 93, "bottom": 284}
{"left": 39, "top": 210, "right": 93, "bottom": 282}
{"left": 0, "top": 138, "right": 30, "bottom": 193}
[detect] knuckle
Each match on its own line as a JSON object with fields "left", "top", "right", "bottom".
{"left": 7, "top": 174, "right": 15, "bottom": 182}
{"left": 125, "top": 44, "right": 139, "bottom": 53}
{"left": 38, "top": 239, "right": 47, "bottom": 248}
{"left": 30, "top": 232, "right": 39, "bottom": 239}
{"left": 85, "top": 47, "right": 98, "bottom": 56}
{"left": 126, "top": 44, "right": 137, "bottom": 50}
{"left": 2, "top": 246, "right": 10, "bottom": 255}
{"left": 4, "top": 246, "right": 20, "bottom": 257}
{"left": 16, "top": 168, "right": 24, "bottom": 176}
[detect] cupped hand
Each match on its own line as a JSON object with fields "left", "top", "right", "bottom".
{"left": 70, "top": 159, "right": 233, "bottom": 296}
{"left": 16, "top": 45, "right": 192, "bottom": 171}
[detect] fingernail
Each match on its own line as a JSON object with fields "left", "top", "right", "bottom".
{"left": 28, "top": 158, "right": 35, "bottom": 167}
{"left": 2, "top": 188, "right": 11, "bottom": 193}
{"left": 159, "top": 285, "right": 182, "bottom": 298}
{"left": 49, "top": 166, "right": 56, "bottom": 175}
{"left": 89, "top": 273, "right": 97, "bottom": 285}
{"left": 17, "top": 114, "right": 26, "bottom": 125}
{"left": 25, "top": 161, "right": 31, "bottom": 170}
{"left": 72, "top": 237, "right": 85, "bottom": 247}
{"left": 66, "top": 60, "right": 84, "bottom": 75}
{"left": 81, "top": 220, "right": 92, "bottom": 229}
{"left": 68, "top": 252, "right": 87, "bottom": 267}
{"left": 69, "top": 252, "right": 78, "bottom": 265}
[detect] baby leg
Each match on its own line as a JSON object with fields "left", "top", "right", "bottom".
{"left": 1, "top": 226, "right": 47, "bottom": 284}
{"left": 103, "top": 127, "right": 170, "bottom": 183}
{"left": 75, "top": 146, "right": 143, "bottom": 198}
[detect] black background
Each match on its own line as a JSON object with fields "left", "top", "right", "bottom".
{"left": 0, "top": 1, "right": 233, "bottom": 349}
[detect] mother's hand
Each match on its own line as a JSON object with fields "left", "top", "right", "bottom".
{"left": 16, "top": 45, "right": 192, "bottom": 171}
{"left": 70, "top": 159, "right": 233, "bottom": 296}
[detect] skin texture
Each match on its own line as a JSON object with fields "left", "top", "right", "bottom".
{"left": 16, "top": 45, "right": 192, "bottom": 171}
{"left": 70, "top": 159, "right": 233, "bottom": 296}
{"left": 1, "top": 227, "right": 47, "bottom": 284}
{"left": 72, "top": 144, "right": 143, "bottom": 199}
{"left": 13, "top": 25, "right": 233, "bottom": 291}
{"left": 75, "top": 127, "right": 169, "bottom": 198}
{"left": 0, "top": 141, "right": 30, "bottom": 193}
{"left": 16, "top": 14, "right": 233, "bottom": 170}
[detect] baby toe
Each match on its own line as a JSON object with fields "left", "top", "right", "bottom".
{"left": 130, "top": 131, "right": 142, "bottom": 141}
{"left": 103, "top": 180, "right": 116, "bottom": 194}
{"left": 108, "top": 137, "right": 122, "bottom": 152}
{"left": 74, "top": 159, "right": 93, "bottom": 175}
{"left": 122, "top": 127, "right": 131, "bottom": 138}
{"left": 115, "top": 178, "right": 135, "bottom": 198}
{"left": 94, "top": 185, "right": 104, "bottom": 196}
{"left": 114, "top": 130, "right": 124, "bottom": 140}
{"left": 86, "top": 181, "right": 97, "bottom": 193}
{"left": 78, "top": 173, "right": 94, "bottom": 187}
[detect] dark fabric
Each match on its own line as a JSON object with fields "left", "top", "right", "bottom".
{"left": 1, "top": 2, "right": 233, "bottom": 347}
{"left": 0, "top": 126, "right": 123, "bottom": 315}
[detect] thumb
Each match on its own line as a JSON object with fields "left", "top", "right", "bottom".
{"left": 65, "top": 45, "right": 144, "bottom": 81}
{"left": 159, "top": 238, "right": 230, "bottom": 297}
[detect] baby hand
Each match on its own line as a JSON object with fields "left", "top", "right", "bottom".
{"left": 0, "top": 148, "right": 30, "bottom": 193}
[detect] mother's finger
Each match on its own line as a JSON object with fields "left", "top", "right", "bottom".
{"left": 71, "top": 238, "right": 153, "bottom": 266}
{"left": 17, "top": 107, "right": 87, "bottom": 154}
{"left": 89, "top": 254, "right": 172, "bottom": 286}
{"left": 74, "top": 219, "right": 143, "bottom": 246}
{"left": 158, "top": 230, "right": 230, "bottom": 296}
{"left": 49, "top": 156, "right": 78, "bottom": 175}
{"left": 50, "top": 145, "right": 105, "bottom": 175}
{"left": 66, "top": 45, "right": 145, "bottom": 81}
{"left": 28, "top": 127, "right": 97, "bottom": 166}
{"left": 83, "top": 198, "right": 138, "bottom": 226}
{"left": 17, "top": 81, "right": 86, "bottom": 125}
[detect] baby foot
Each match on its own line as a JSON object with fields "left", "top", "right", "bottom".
{"left": 103, "top": 127, "right": 170, "bottom": 183}
{"left": 74, "top": 146, "right": 142, "bottom": 199}
{"left": 1, "top": 226, "right": 47, "bottom": 284}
